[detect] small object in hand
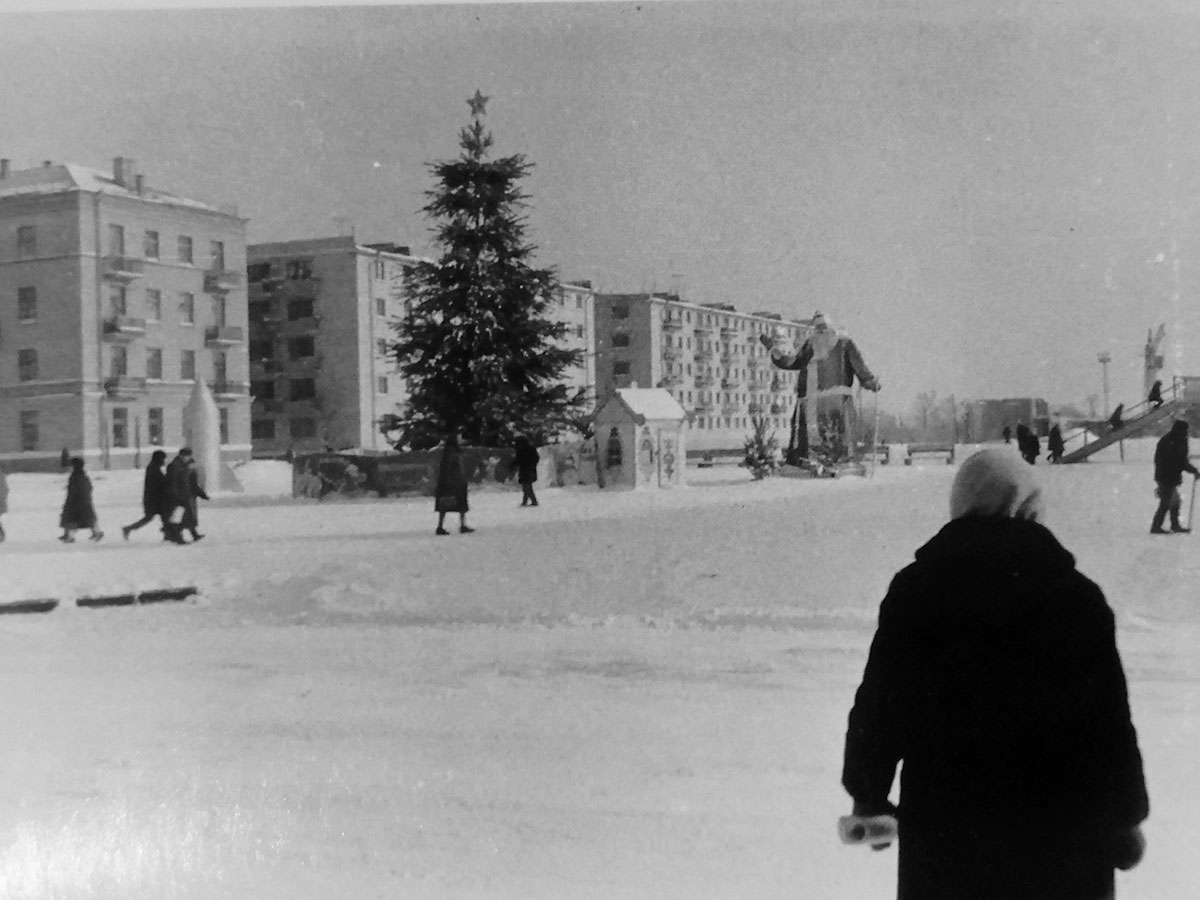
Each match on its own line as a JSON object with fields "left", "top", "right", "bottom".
{"left": 838, "top": 814, "right": 898, "bottom": 848}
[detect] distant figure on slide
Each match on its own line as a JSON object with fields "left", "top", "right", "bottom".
{"left": 1108, "top": 404, "right": 1125, "bottom": 432}
{"left": 1001, "top": 425, "right": 1012, "bottom": 445}
{"left": 1015, "top": 423, "right": 1039, "bottom": 465}
{"left": 1148, "top": 380, "right": 1164, "bottom": 410}
{"left": 1047, "top": 422, "right": 1065, "bottom": 464}
{"left": 1150, "top": 419, "right": 1199, "bottom": 535}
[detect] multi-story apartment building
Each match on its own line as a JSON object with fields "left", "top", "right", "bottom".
{"left": 550, "top": 280, "right": 596, "bottom": 413}
{"left": 246, "top": 235, "right": 597, "bottom": 456}
{"left": 594, "top": 293, "right": 812, "bottom": 453}
{"left": 0, "top": 157, "right": 249, "bottom": 472}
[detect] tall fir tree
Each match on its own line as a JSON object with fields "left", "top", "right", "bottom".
{"left": 385, "top": 90, "right": 584, "bottom": 449}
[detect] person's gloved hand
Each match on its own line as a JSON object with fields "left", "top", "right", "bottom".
{"left": 1111, "top": 825, "right": 1146, "bottom": 871}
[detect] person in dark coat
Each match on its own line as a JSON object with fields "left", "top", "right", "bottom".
{"left": 1047, "top": 422, "right": 1065, "bottom": 463}
{"left": 1108, "top": 403, "right": 1125, "bottom": 432}
{"left": 1150, "top": 418, "right": 1199, "bottom": 535}
{"left": 1148, "top": 380, "right": 1164, "bottom": 409}
{"left": 1001, "top": 425, "right": 1012, "bottom": 444}
{"left": 122, "top": 450, "right": 169, "bottom": 540}
{"left": 843, "top": 449, "right": 1148, "bottom": 900}
{"left": 434, "top": 434, "right": 473, "bottom": 535}
{"left": 59, "top": 457, "right": 103, "bottom": 542}
{"left": 512, "top": 435, "right": 540, "bottom": 507}
{"left": 164, "top": 448, "right": 208, "bottom": 543}
{"left": 1015, "top": 423, "right": 1039, "bottom": 464}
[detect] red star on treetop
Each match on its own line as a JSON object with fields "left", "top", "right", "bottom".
{"left": 468, "top": 90, "right": 489, "bottom": 117}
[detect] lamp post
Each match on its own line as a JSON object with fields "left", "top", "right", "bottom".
{"left": 1098, "top": 352, "right": 1112, "bottom": 417}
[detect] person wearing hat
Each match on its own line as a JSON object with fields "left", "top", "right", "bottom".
{"left": 842, "top": 448, "right": 1148, "bottom": 899}
{"left": 1150, "top": 418, "right": 1199, "bottom": 534}
{"left": 758, "top": 310, "right": 880, "bottom": 466}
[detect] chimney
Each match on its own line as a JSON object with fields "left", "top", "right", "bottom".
{"left": 0, "top": 159, "right": 8, "bottom": 179}
{"left": 112, "top": 156, "right": 135, "bottom": 187}
{"left": 135, "top": 173, "right": 144, "bottom": 194}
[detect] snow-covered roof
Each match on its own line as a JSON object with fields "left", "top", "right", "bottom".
{"left": 598, "top": 387, "right": 687, "bottom": 424}
{"left": 0, "top": 163, "right": 238, "bottom": 217}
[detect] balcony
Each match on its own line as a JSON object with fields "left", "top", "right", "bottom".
{"left": 720, "top": 326, "right": 739, "bottom": 339}
{"left": 693, "top": 324, "right": 713, "bottom": 336}
{"left": 721, "top": 377, "right": 739, "bottom": 389}
{"left": 205, "top": 325, "right": 245, "bottom": 347}
{"left": 657, "top": 375, "right": 680, "bottom": 388}
{"left": 204, "top": 269, "right": 243, "bottom": 294}
{"left": 104, "top": 375, "right": 147, "bottom": 399}
{"left": 210, "top": 380, "right": 248, "bottom": 400}
{"left": 748, "top": 403, "right": 764, "bottom": 414}
{"left": 103, "top": 315, "right": 146, "bottom": 341}
{"left": 770, "top": 403, "right": 786, "bottom": 414}
{"left": 661, "top": 346, "right": 679, "bottom": 362}
{"left": 721, "top": 405, "right": 740, "bottom": 417}
{"left": 102, "top": 256, "right": 145, "bottom": 282}
{"left": 661, "top": 317, "right": 682, "bottom": 332}
{"left": 695, "top": 375, "right": 714, "bottom": 388}
{"left": 770, "top": 378, "right": 785, "bottom": 392}
{"left": 693, "top": 400, "right": 714, "bottom": 412}
{"left": 254, "top": 359, "right": 284, "bottom": 374}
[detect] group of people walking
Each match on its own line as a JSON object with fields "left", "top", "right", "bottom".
{"left": 49, "top": 448, "right": 209, "bottom": 545}
{"left": 432, "top": 433, "right": 542, "bottom": 536}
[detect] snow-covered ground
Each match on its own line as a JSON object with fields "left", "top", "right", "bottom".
{"left": 0, "top": 441, "right": 1196, "bottom": 899}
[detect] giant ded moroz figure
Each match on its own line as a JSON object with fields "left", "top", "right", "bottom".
{"left": 759, "top": 310, "right": 880, "bottom": 466}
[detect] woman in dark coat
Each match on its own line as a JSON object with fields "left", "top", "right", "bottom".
{"left": 512, "top": 435, "right": 540, "bottom": 507}
{"left": 122, "top": 450, "right": 169, "bottom": 540}
{"left": 842, "top": 449, "right": 1148, "bottom": 900}
{"left": 1047, "top": 422, "right": 1065, "bottom": 463}
{"left": 1015, "top": 422, "right": 1039, "bottom": 464}
{"left": 59, "top": 457, "right": 103, "bottom": 542}
{"left": 434, "top": 434, "right": 473, "bottom": 535}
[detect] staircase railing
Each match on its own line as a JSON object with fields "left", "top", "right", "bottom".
{"left": 1058, "top": 377, "right": 1184, "bottom": 458}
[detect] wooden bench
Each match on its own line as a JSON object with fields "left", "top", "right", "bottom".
{"left": 896, "top": 443, "right": 956, "bottom": 465}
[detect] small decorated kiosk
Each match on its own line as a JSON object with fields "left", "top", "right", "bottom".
{"left": 593, "top": 387, "right": 687, "bottom": 489}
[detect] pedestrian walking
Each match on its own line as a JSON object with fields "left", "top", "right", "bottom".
{"left": 164, "top": 448, "right": 208, "bottom": 544}
{"left": 122, "top": 450, "right": 169, "bottom": 540}
{"left": 1108, "top": 403, "right": 1125, "bottom": 432}
{"left": 1150, "top": 419, "right": 1199, "bottom": 535}
{"left": 434, "top": 433, "right": 473, "bottom": 535}
{"left": 842, "top": 448, "right": 1148, "bottom": 900}
{"left": 512, "top": 435, "right": 540, "bottom": 507}
{"left": 1047, "top": 422, "right": 1065, "bottom": 464}
{"left": 0, "top": 467, "right": 8, "bottom": 543}
{"left": 59, "top": 457, "right": 103, "bottom": 542}
{"left": 1001, "top": 425, "right": 1012, "bottom": 444}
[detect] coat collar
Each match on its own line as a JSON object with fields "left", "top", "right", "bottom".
{"left": 913, "top": 516, "right": 1076, "bottom": 574}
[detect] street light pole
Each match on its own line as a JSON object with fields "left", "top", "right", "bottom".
{"left": 1098, "top": 352, "right": 1112, "bottom": 417}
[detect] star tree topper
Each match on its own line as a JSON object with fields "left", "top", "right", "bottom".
{"left": 468, "top": 90, "right": 489, "bottom": 117}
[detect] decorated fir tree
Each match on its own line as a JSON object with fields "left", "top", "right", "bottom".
{"left": 384, "top": 90, "right": 584, "bottom": 449}
{"left": 742, "top": 415, "right": 782, "bottom": 479}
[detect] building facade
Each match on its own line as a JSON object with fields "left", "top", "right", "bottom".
{"left": 247, "top": 236, "right": 597, "bottom": 457}
{"left": 0, "top": 157, "right": 249, "bottom": 472}
{"left": 593, "top": 293, "right": 813, "bottom": 453}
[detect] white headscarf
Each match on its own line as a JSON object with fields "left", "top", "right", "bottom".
{"left": 949, "top": 448, "right": 1044, "bottom": 522}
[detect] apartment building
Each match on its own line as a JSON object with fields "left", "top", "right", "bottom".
{"left": 550, "top": 280, "right": 596, "bottom": 413}
{"left": 0, "top": 157, "right": 249, "bottom": 471}
{"left": 247, "top": 235, "right": 597, "bottom": 456}
{"left": 594, "top": 293, "right": 812, "bottom": 453}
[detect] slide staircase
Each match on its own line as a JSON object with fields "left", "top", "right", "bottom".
{"left": 1058, "top": 389, "right": 1189, "bottom": 465}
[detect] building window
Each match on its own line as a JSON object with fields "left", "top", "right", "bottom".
{"left": 249, "top": 300, "right": 270, "bottom": 323}
{"left": 251, "top": 380, "right": 275, "bottom": 400}
{"left": 210, "top": 240, "right": 225, "bottom": 271}
{"left": 612, "top": 304, "right": 629, "bottom": 319}
{"left": 377, "top": 376, "right": 389, "bottom": 394}
{"left": 178, "top": 235, "right": 194, "bottom": 264}
{"left": 374, "top": 258, "right": 385, "bottom": 278}
{"left": 289, "top": 417, "right": 317, "bottom": 439}
{"left": 146, "top": 348, "right": 163, "bottom": 380}
{"left": 213, "top": 351, "right": 227, "bottom": 385}
{"left": 576, "top": 295, "right": 583, "bottom": 309}
{"left": 613, "top": 360, "right": 631, "bottom": 376}
{"left": 110, "top": 345, "right": 128, "bottom": 377}
{"left": 247, "top": 262, "right": 271, "bottom": 282}
{"left": 252, "top": 419, "right": 276, "bottom": 440}
{"left": 181, "top": 349, "right": 195, "bottom": 381}
{"left": 376, "top": 297, "right": 386, "bottom": 316}
{"left": 111, "top": 408, "right": 129, "bottom": 448}
{"left": 20, "top": 410, "right": 38, "bottom": 450}
{"left": 146, "top": 289, "right": 162, "bottom": 322}
{"left": 17, "top": 286, "right": 36, "bottom": 321}
{"left": 180, "top": 292, "right": 194, "bottom": 324}
{"left": 286, "top": 259, "right": 313, "bottom": 280}
{"left": 287, "top": 298, "right": 314, "bottom": 320}
{"left": 288, "top": 336, "right": 315, "bottom": 359}
{"left": 612, "top": 333, "right": 630, "bottom": 348}
{"left": 110, "top": 285, "right": 127, "bottom": 316}
{"left": 148, "top": 407, "right": 164, "bottom": 445}
{"left": 17, "top": 225, "right": 36, "bottom": 258}
{"left": 219, "top": 407, "right": 229, "bottom": 445}
{"left": 214, "top": 295, "right": 227, "bottom": 327}
{"left": 108, "top": 224, "right": 125, "bottom": 257}
{"left": 290, "top": 378, "right": 316, "bottom": 401}
{"left": 376, "top": 338, "right": 388, "bottom": 357}
{"left": 17, "top": 349, "right": 38, "bottom": 381}
{"left": 144, "top": 230, "right": 160, "bottom": 259}
{"left": 249, "top": 339, "right": 273, "bottom": 361}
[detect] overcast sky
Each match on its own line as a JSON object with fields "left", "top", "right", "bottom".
{"left": 3, "top": 0, "right": 1200, "bottom": 415}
